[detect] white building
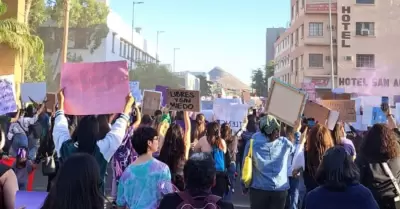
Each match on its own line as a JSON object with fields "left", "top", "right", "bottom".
{"left": 173, "top": 72, "right": 200, "bottom": 91}
{"left": 40, "top": 7, "right": 158, "bottom": 73}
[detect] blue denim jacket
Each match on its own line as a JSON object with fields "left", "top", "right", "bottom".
{"left": 242, "top": 132, "right": 294, "bottom": 191}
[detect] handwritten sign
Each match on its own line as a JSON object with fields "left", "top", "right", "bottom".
{"left": 0, "top": 75, "right": 17, "bottom": 115}
{"left": 61, "top": 61, "right": 129, "bottom": 115}
{"left": 303, "top": 100, "right": 330, "bottom": 124}
{"left": 320, "top": 100, "right": 356, "bottom": 122}
{"left": 142, "top": 90, "right": 161, "bottom": 115}
{"left": 215, "top": 103, "right": 248, "bottom": 132}
{"left": 166, "top": 89, "right": 200, "bottom": 112}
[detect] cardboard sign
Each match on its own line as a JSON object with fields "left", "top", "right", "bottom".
{"left": 303, "top": 100, "right": 330, "bottom": 124}
{"left": 166, "top": 89, "right": 200, "bottom": 112}
{"left": 45, "top": 93, "right": 57, "bottom": 112}
{"left": 242, "top": 91, "right": 251, "bottom": 104}
{"left": 320, "top": 92, "right": 351, "bottom": 100}
{"left": 142, "top": 90, "right": 162, "bottom": 115}
{"left": 265, "top": 78, "right": 307, "bottom": 126}
{"left": 320, "top": 100, "right": 356, "bottom": 122}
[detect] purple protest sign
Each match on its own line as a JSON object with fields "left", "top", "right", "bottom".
{"left": 155, "top": 85, "right": 168, "bottom": 107}
{"left": 15, "top": 191, "right": 48, "bottom": 209}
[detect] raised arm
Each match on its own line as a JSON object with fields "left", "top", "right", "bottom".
{"left": 9, "top": 110, "right": 20, "bottom": 123}
{"left": 132, "top": 106, "right": 141, "bottom": 129}
{"left": 97, "top": 94, "right": 134, "bottom": 162}
{"left": 183, "top": 111, "right": 191, "bottom": 160}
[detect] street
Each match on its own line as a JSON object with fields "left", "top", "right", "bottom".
{"left": 32, "top": 163, "right": 251, "bottom": 209}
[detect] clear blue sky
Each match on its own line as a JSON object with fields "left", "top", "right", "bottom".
{"left": 110, "top": 0, "right": 290, "bottom": 85}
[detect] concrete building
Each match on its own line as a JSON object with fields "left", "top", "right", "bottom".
{"left": 266, "top": 28, "right": 286, "bottom": 65}
{"left": 173, "top": 71, "right": 200, "bottom": 90}
{"left": 273, "top": 0, "right": 399, "bottom": 95}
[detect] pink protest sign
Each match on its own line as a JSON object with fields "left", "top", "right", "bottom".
{"left": 301, "top": 82, "right": 316, "bottom": 101}
{"left": 61, "top": 61, "right": 129, "bottom": 115}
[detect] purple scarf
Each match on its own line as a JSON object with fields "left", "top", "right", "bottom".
{"left": 113, "top": 126, "right": 137, "bottom": 180}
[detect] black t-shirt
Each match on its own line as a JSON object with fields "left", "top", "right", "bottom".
{"left": 158, "top": 192, "right": 234, "bottom": 209}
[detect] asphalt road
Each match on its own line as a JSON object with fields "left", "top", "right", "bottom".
{"left": 32, "top": 164, "right": 251, "bottom": 209}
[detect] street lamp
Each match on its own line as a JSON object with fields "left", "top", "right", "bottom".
{"left": 156, "top": 30, "right": 165, "bottom": 63}
{"left": 131, "top": 1, "right": 144, "bottom": 69}
{"left": 173, "top": 48, "right": 180, "bottom": 72}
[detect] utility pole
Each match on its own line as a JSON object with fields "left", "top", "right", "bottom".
{"left": 131, "top": 1, "right": 143, "bottom": 69}
{"left": 173, "top": 48, "right": 180, "bottom": 72}
{"left": 156, "top": 30, "right": 165, "bottom": 63}
{"left": 329, "top": 0, "right": 335, "bottom": 89}
{"left": 61, "top": 0, "right": 70, "bottom": 64}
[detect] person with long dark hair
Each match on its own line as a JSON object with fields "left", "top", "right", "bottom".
{"left": 190, "top": 114, "right": 206, "bottom": 153}
{"left": 52, "top": 90, "right": 134, "bottom": 193}
{"left": 221, "top": 122, "right": 238, "bottom": 200}
{"left": 194, "top": 122, "right": 228, "bottom": 197}
{"left": 41, "top": 153, "right": 104, "bottom": 209}
{"left": 158, "top": 111, "right": 191, "bottom": 191}
{"left": 305, "top": 146, "right": 378, "bottom": 209}
{"left": 237, "top": 114, "right": 257, "bottom": 175}
{"left": 116, "top": 126, "right": 172, "bottom": 209}
{"left": 357, "top": 124, "right": 400, "bottom": 209}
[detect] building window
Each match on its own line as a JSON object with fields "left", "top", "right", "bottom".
{"left": 309, "top": 54, "right": 323, "bottom": 67}
{"left": 300, "top": 25, "right": 304, "bottom": 39}
{"left": 291, "top": 6, "right": 294, "bottom": 20}
{"left": 356, "top": 22, "right": 375, "bottom": 36}
{"left": 356, "top": 0, "right": 374, "bottom": 4}
{"left": 309, "top": 22, "right": 323, "bottom": 36}
{"left": 111, "top": 33, "right": 116, "bottom": 53}
{"left": 301, "top": 0, "right": 304, "bottom": 8}
{"left": 300, "top": 55, "right": 304, "bottom": 67}
{"left": 296, "top": 1, "right": 299, "bottom": 14}
{"left": 356, "top": 54, "right": 375, "bottom": 68}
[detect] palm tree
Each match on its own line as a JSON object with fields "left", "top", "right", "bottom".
{"left": 0, "top": 0, "right": 44, "bottom": 69}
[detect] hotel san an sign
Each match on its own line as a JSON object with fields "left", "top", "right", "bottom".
{"left": 305, "top": 0, "right": 337, "bottom": 13}
{"left": 341, "top": 6, "right": 351, "bottom": 48}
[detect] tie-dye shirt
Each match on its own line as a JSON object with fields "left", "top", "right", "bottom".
{"left": 116, "top": 158, "right": 172, "bottom": 209}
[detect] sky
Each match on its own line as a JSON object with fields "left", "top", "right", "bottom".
{"left": 110, "top": 0, "right": 290, "bottom": 85}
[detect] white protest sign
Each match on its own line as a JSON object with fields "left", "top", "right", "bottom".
{"left": 214, "top": 103, "right": 249, "bottom": 132}
{"left": 0, "top": 75, "right": 17, "bottom": 115}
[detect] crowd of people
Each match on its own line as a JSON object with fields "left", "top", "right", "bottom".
{"left": 0, "top": 91, "right": 400, "bottom": 209}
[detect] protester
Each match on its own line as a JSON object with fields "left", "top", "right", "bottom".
{"left": 190, "top": 113, "right": 206, "bottom": 153}
{"left": 158, "top": 111, "right": 191, "bottom": 190}
{"left": 116, "top": 126, "right": 172, "bottom": 209}
{"left": 0, "top": 124, "right": 18, "bottom": 209}
{"left": 330, "top": 122, "right": 356, "bottom": 159}
{"left": 221, "top": 122, "right": 238, "bottom": 200}
{"left": 242, "top": 115, "right": 298, "bottom": 209}
{"left": 237, "top": 114, "right": 257, "bottom": 174}
{"left": 41, "top": 153, "right": 104, "bottom": 209}
{"left": 194, "top": 121, "right": 229, "bottom": 197}
{"left": 158, "top": 153, "right": 234, "bottom": 209}
{"left": 356, "top": 123, "right": 400, "bottom": 209}
{"left": 111, "top": 105, "right": 141, "bottom": 201}
{"left": 305, "top": 146, "right": 379, "bottom": 209}
{"left": 140, "top": 115, "right": 153, "bottom": 127}
{"left": 12, "top": 147, "right": 34, "bottom": 190}
{"left": 53, "top": 90, "right": 133, "bottom": 193}
{"left": 283, "top": 124, "right": 302, "bottom": 209}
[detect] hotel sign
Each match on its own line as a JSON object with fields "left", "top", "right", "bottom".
{"left": 305, "top": 0, "right": 337, "bottom": 13}
{"left": 341, "top": 6, "right": 351, "bottom": 48}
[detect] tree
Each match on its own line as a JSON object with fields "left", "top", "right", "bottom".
{"left": 0, "top": 0, "right": 44, "bottom": 79}
{"left": 251, "top": 68, "right": 265, "bottom": 96}
{"left": 196, "top": 75, "right": 212, "bottom": 96}
{"left": 264, "top": 61, "right": 275, "bottom": 95}
{"left": 129, "top": 62, "right": 184, "bottom": 90}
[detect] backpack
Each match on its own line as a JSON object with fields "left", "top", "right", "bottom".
{"left": 176, "top": 191, "right": 221, "bottom": 209}
{"left": 212, "top": 146, "right": 225, "bottom": 172}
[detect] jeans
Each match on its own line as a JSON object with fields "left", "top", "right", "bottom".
{"left": 224, "top": 162, "right": 236, "bottom": 201}
{"left": 285, "top": 177, "right": 300, "bottom": 209}
{"left": 250, "top": 188, "right": 287, "bottom": 209}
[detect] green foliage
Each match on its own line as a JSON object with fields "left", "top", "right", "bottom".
{"left": 264, "top": 61, "right": 275, "bottom": 83}
{"left": 196, "top": 75, "right": 213, "bottom": 96}
{"left": 67, "top": 52, "right": 83, "bottom": 62}
{"left": 251, "top": 68, "right": 265, "bottom": 97}
{"left": 129, "top": 63, "right": 183, "bottom": 90}
{"left": 24, "top": 59, "right": 47, "bottom": 82}
{"left": 0, "top": 1, "right": 45, "bottom": 78}
{"left": 29, "top": 0, "right": 49, "bottom": 31}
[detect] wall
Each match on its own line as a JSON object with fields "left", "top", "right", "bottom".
{"left": 266, "top": 28, "right": 286, "bottom": 65}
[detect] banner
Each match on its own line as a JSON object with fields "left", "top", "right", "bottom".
{"left": 338, "top": 75, "right": 400, "bottom": 96}
{"left": 301, "top": 82, "right": 316, "bottom": 101}
{"left": 214, "top": 103, "right": 249, "bottom": 132}
{"left": 320, "top": 100, "right": 356, "bottom": 122}
{"left": 0, "top": 75, "right": 17, "bottom": 115}
{"left": 61, "top": 61, "right": 129, "bottom": 115}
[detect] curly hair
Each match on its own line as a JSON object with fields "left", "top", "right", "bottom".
{"left": 306, "top": 124, "right": 334, "bottom": 178}
{"left": 361, "top": 124, "right": 400, "bottom": 161}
